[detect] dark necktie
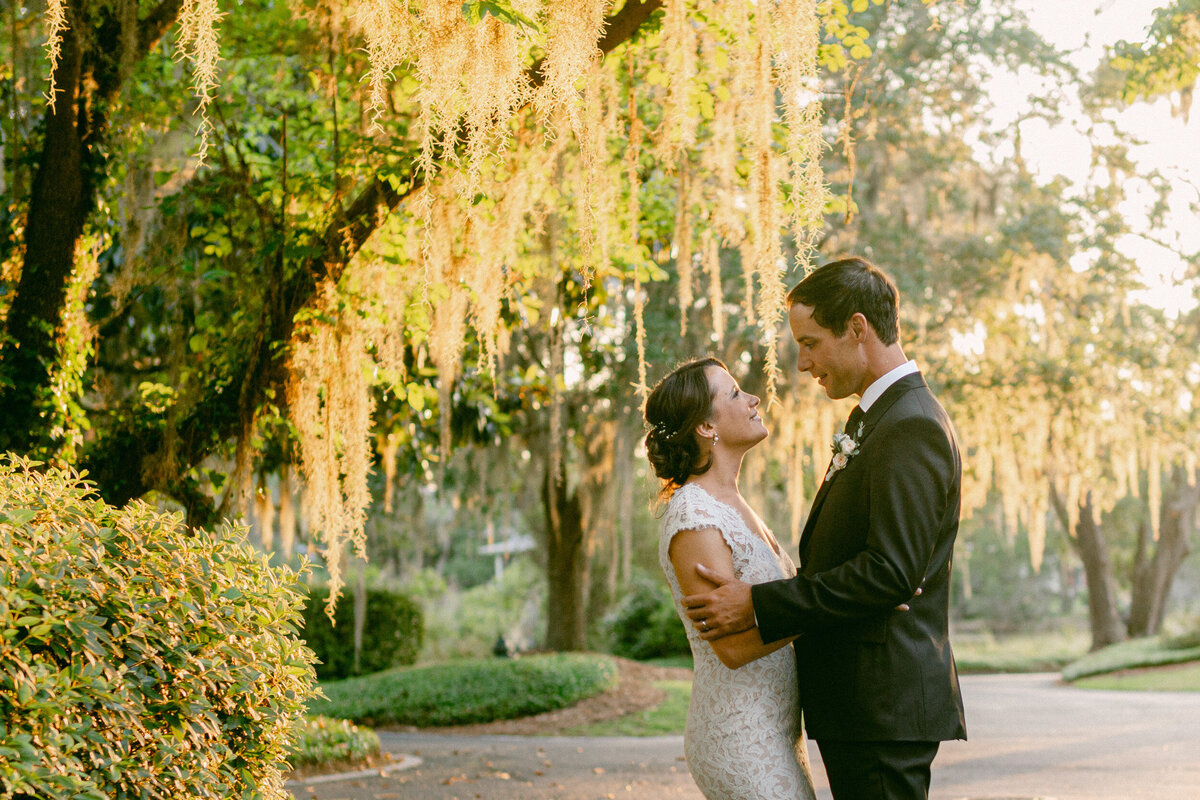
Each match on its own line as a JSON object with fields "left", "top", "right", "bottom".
{"left": 844, "top": 405, "right": 864, "bottom": 435}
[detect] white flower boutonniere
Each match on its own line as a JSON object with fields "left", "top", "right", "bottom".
{"left": 825, "top": 421, "right": 864, "bottom": 482}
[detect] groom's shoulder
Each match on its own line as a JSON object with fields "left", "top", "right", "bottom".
{"left": 880, "top": 379, "right": 954, "bottom": 430}
{"left": 880, "top": 373, "right": 935, "bottom": 412}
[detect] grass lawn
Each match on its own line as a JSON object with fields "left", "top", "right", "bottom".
{"left": 1071, "top": 660, "right": 1200, "bottom": 691}
{"left": 950, "top": 625, "right": 1091, "bottom": 673}
{"left": 562, "top": 680, "right": 692, "bottom": 736}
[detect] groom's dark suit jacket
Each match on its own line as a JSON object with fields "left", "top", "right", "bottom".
{"left": 752, "top": 372, "right": 967, "bottom": 742}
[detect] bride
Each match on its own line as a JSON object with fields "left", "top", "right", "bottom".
{"left": 644, "top": 357, "right": 817, "bottom": 800}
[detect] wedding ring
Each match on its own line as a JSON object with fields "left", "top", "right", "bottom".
{"left": 700, "top": 619, "right": 708, "bottom": 631}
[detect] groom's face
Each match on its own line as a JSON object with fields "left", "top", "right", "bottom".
{"left": 788, "top": 303, "right": 865, "bottom": 400}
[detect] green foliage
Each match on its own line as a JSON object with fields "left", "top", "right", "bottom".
{"left": 461, "top": 0, "right": 540, "bottom": 32}
{"left": 563, "top": 679, "right": 691, "bottom": 736}
{"left": 0, "top": 456, "right": 318, "bottom": 799}
{"left": 287, "top": 716, "right": 380, "bottom": 768}
{"left": 1062, "top": 633, "right": 1200, "bottom": 682}
{"left": 310, "top": 652, "right": 618, "bottom": 727}
{"left": 955, "top": 518, "right": 1073, "bottom": 629}
{"left": 1109, "top": 0, "right": 1200, "bottom": 104}
{"left": 603, "top": 577, "right": 691, "bottom": 661}
{"left": 415, "top": 559, "right": 545, "bottom": 661}
{"left": 299, "top": 586, "right": 424, "bottom": 680}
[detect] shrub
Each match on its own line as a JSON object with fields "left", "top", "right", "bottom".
{"left": 287, "top": 716, "right": 379, "bottom": 768}
{"left": 300, "top": 586, "right": 424, "bottom": 680}
{"left": 310, "top": 652, "right": 618, "bottom": 727}
{"left": 1062, "top": 633, "right": 1200, "bottom": 682}
{"left": 603, "top": 577, "right": 691, "bottom": 661}
{"left": 0, "top": 456, "right": 318, "bottom": 799}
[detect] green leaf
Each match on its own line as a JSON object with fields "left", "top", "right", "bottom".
{"left": 406, "top": 382, "right": 425, "bottom": 412}
{"left": 1, "top": 508, "right": 38, "bottom": 526}
{"left": 644, "top": 66, "right": 669, "bottom": 87}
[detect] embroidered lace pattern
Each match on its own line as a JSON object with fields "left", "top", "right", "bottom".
{"left": 658, "top": 482, "right": 816, "bottom": 800}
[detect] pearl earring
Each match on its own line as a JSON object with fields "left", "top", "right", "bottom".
{"left": 713, "top": 434, "right": 719, "bottom": 444}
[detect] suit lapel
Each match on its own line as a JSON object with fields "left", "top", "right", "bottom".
{"left": 797, "top": 372, "right": 929, "bottom": 559}
{"left": 855, "top": 372, "right": 926, "bottom": 444}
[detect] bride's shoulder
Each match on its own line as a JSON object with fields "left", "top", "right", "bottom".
{"left": 660, "top": 483, "right": 721, "bottom": 531}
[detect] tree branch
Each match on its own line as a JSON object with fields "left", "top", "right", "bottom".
{"left": 81, "top": 0, "right": 665, "bottom": 507}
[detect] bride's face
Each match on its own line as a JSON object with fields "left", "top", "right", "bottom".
{"left": 703, "top": 366, "right": 768, "bottom": 449}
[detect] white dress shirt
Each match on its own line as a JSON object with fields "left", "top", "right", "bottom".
{"left": 859, "top": 359, "right": 918, "bottom": 412}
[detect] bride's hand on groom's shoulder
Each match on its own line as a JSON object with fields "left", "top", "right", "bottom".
{"left": 681, "top": 564, "right": 756, "bottom": 640}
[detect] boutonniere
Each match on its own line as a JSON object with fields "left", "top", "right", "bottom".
{"left": 825, "top": 421, "right": 864, "bottom": 482}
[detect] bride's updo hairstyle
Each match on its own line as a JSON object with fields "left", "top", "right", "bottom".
{"left": 644, "top": 357, "right": 725, "bottom": 499}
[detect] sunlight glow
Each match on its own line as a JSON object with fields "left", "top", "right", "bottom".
{"left": 984, "top": 1, "right": 1199, "bottom": 317}
{"left": 950, "top": 321, "right": 987, "bottom": 359}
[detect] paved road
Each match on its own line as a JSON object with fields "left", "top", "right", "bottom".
{"left": 287, "top": 673, "right": 1200, "bottom": 800}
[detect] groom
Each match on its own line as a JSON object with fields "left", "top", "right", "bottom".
{"left": 682, "top": 257, "right": 966, "bottom": 799}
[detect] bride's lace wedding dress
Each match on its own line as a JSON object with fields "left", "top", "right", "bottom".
{"left": 659, "top": 482, "right": 816, "bottom": 800}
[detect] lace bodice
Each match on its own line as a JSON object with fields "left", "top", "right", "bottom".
{"left": 658, "top": 482, "right": 816, "bottom": 800}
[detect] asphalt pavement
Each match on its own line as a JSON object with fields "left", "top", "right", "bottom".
{"left": 286, "top": 672, "right": 1200, "bottom": 800}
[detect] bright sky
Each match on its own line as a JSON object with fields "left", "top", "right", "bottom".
{"left": 986, "top": 0, "right": 1199, "bottom": 317}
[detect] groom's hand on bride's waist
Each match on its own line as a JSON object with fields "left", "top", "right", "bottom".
{"left": 680, "top": 569, "right": 921, "bottom": 641}
{"left": 681, "top": 564, "right": 756, "bottom": 640}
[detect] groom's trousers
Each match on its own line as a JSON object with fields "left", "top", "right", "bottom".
{"left": 816, "top": 739, "right": 940, "bottom": 800}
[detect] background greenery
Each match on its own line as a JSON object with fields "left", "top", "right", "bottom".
{"left": 300, "top": 585, "right": 424, "bottom": 680}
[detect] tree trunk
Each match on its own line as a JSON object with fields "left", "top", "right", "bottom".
{"left": 352, "top": 542, "right": 368, "bottom": 674}
{"left": 544, "top": 466, "right": 586, "bottom": 651}
{"left": 0, "top": 0, "right": 183, "bottom": 456}
{"left": 1128, "top": 466, "right": 1196, "bottom": 637}
{"left": 278, "top": 463, "right": 297, "bottom": 559}
{"left": 614, "top": 417, "right": 636, "bottom": 593}
{"left": 0, "top": 18, "right": 87, "bottom": 455}
{"left": 1051, "top": 483, "right": 1125, "bottom": 650}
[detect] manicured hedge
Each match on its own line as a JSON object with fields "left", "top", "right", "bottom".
{"left": 310, "top": 652, "right": 619, "bottom": 727}
{"left": 0, "top": 457, "right": 318, "bottom": 799}
{"left": 300, "top": 586, "right": 424, "bottom": 680}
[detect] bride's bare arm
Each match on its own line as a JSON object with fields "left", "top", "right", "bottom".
{"left": 669, "top": 527, "right": 798, "bottom": 670}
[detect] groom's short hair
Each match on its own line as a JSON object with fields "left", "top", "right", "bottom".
{"left": 786, "top": 256, "right": 900, "bottom": 345}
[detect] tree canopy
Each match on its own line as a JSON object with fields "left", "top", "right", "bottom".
{"left": 2, "top": 0, "right": 1198, "bottom": 642}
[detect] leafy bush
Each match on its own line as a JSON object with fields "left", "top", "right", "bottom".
{"left": 0, "top": 456, "right": 318, "bottom": 799}
{"left": 603, "top": 577, "right": 691, "bottom": 660}
{"left": 288, "top": 716, "right": 380, "bottom": 768}
{"left": 310, "top": 652, "right": 618, "bottom": 727}
{"left": 300, "top": 586, "right": 424, "bottom": 680}
{"left": 1062, "top": 634, "right": 1200, "bottom": 682}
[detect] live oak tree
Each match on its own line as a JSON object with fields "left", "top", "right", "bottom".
{"left": 6, "top": 0, "right": 1196, "bottom": 649}
{"left": 4, "top": 0, "right": 871, "bottom": 615}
